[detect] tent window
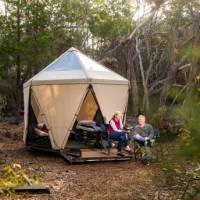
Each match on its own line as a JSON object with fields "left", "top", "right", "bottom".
{"left": 77, "top": 90, "right": 98, "bottom": 122}
{"left": 45, "top": 52, "right": 81, "bottom": 71}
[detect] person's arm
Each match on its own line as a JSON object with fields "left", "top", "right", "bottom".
{"left": 133, "top": 127, "right": 146, "bottom": 142}
{"left": 147, "top": 124, "right": 154, "bottom": 139}
{"left": 110, "top": 120, "right": 122, "bottom": 132}
{"left": 119, "top": 119, "right": 124, "bottom": 130}
{"left": 133, "top": 126, "right": 140, "bottom": 136}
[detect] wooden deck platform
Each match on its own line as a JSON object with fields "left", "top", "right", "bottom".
{"left": 81, "top": 148, "right": 128, "bottom": 158}
{"left": 27, "top": 145, "right": 134, "bottom": 164}
{"left": 60, "top": 148, "right": 134, "bottom": 163}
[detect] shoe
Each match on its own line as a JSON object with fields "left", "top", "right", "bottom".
{"left": 143, "top": 159, "right": 150, "bottom": 165}
{"left": 124, "top": 145, "right": 131, "bottom": 151}
{"left": 123, "top": 146, "right": 133, "bottom": 154}
{"left": 111, "top": 142, "right": 115, "bottom": 148}
{"left": 123, "top": 149, "right": 133, "bottom": 155}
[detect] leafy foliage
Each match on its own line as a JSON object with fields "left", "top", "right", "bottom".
{"left": 158, "top": 75, "right": 200, "bottom": 199}
{"left": 0, "top": 164, "right": 41, "bottom": 195}
{"left": 88, "top": 0, "right": 134, "bottom": 41}
{"left": 0, "top": 0, "right": 134, "bottom": 114}
{"left": 175, "top": 80, "right": 200, "bottom": 160}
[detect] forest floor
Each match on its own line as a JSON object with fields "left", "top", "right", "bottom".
{"left": 0, "top": 120, "right": 184, "bottom": 200}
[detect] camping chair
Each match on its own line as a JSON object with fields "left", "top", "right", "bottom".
{"left": 97, "top": 123, "right": 112, "bottom": 154}
{"left": 132, "top": 128, "right": 160, "bottom": 163}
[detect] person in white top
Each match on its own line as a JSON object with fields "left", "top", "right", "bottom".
{"left": 107, "top": 111, "right": 131, "bottom": 156}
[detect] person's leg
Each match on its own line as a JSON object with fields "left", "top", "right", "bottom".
{"left": 109, "top": 132, "right": 123, "bottom": 152}
{"left": 134, "top": 134, "right": 146, "bottom": 143}
{"left": 134, "top": 134, "right": 151, "bottom": 164}
{"left": 122, "top": 132, "right": 129, "bottom": 146}
{"left": 119, "top": 132, "right": 128, "bottom": 151}
{"left": 121, "top": 132, "right": 132, "bottom": 152}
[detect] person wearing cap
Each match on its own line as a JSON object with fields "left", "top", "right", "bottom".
{"left": 107, "top": 111, "right": 131, "bottom": 156}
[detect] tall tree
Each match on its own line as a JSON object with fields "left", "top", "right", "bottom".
{"left": 0, "top": 0, "right": 134, "bottom": 116}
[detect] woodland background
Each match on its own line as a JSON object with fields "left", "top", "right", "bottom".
{"left": 0, "top": 0, "right": 200, "bottom": 118}
{"left": 0, "top": 0, "right": 200, "bottom": 199}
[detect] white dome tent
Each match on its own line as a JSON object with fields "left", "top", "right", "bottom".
{"left": 23, "top": 47, "right": 130, "bottom": 162}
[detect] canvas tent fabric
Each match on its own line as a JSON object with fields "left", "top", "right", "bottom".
{"left": 23, "top": 47, "right": 129, "bottom": 150}
{"left": 92, "top": 84, "right": 129, "bottom": 122}
{"left": 23, "top": 86, "right": 30, "bottom": 142}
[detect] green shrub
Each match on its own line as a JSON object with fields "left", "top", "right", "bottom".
{"left": 0, "top": 164, "right": 41, "bottom": 195}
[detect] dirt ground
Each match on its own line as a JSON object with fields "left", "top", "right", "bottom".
{"left": 0, "top": 121, "right": 177, "bottom": 200}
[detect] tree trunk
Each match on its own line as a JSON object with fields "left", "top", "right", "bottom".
{"left": 16, "top": 0, "right": 21, "bottom": 118}
{"left": 126, "top": 40, "right": 139, "bottom": 116}
{"left": 160, "top": 25, "right": 179, "bottom": 106}
{"left": 135, "top": 35, "right": 150, "bottom": 114}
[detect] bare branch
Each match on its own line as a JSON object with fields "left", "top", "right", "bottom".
{"left": 178, "top": 64, "right": 191, "bottom": 71}
{"left": 149, "top": 78, "right": 167, "bottom": 94}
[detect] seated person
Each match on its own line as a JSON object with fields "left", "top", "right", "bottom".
{"left": 107, "top": 111, "right": 131, "bottom": 156}
{"left": 34, "top": 123, "right": 48, "bottom": 136}
{"left": 133, "top": 115, "right": 154, "bottom": 164}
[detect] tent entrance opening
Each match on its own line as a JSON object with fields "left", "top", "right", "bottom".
{"left": 66, "top": 88, "right": 104, "bottom": 150}
{"left": 26, "top": 92, "right": 51, "bottom": 149}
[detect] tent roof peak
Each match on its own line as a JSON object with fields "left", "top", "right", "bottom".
{"left": 67, "top": 47, "right": 79, "bottom": 52}
{"left": 23, "top": 47, "right": 129, "bottom": 87}
{"left": 40, "top": 47, "right": 107, "bottom": 73}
